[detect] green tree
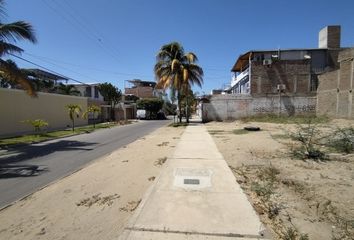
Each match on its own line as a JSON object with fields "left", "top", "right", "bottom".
{"left": 22, "top": 69, "right": 56, "bottom": 93}
{"left": 124, "top": 94, "right": 139, "bottom": 102}
{"left": 180, "top": 89, "right": 197, "bottom": 122}
{"left": 162, "top": 100, "right": 177, "bottom": 116}
{"left": 66, "top": 104, "right": 81, "bottom": 131}
{"left": 82, "top": 105, "right": 101, "bottom": 128}
{"left": 154, "top": 42, "right": 203, "bottom": 122}
{"left": 98, "top": 82, "right": 121, "bottom": 121}
{"left": 136, "top": 98, "right": 164, "bottom": 119}
{"left": 56, "top": 83, "right": 80, "bottom": 96}
{"left": 0, "top": 0, "right": 37, "bottom": 96}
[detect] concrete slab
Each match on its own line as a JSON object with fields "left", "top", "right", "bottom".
{"left": 172, "top": 142, "right": 224, "bottom": 160}
{"left": 129, "top": 190, "right": 264, "bottom": 237}
{"left": 172, "top": 126, "right": 224, "bottom": 160}
{"left": 156, "top": 159, "right": 243, "bottom": 193}
{"left": 118, "top": 125, "right": 269, "bottom": 239}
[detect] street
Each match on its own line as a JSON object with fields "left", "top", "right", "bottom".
{"left": 0, "top": 120, "right": 169, "bottom": 208}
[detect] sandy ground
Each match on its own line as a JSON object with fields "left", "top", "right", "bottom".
{"left": 206, "top": 120, "right": 354, "bottom": 240}
{"left": 0, "top": 124, "right": 184, "bottom": 240}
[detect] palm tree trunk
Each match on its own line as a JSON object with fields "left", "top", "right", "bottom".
{"left": 178, "top": 92, "right": 182, "bottom": 123}
{"left": 186, "top": 96, "right": 189, "bottom": 123}
{"left": 72, "top": 118, "right": 75, "bottom": 132}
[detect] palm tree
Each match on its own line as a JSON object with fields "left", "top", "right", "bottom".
{"left": 0, "top": 0, "right": 37, "bottom": 96}
{"left": 66, "top": 104, "right": 81, "bottom": 131}
{"left": 154, "top": 42, "right": 203, "bottom": 122}
{"left": 82, "top": 105, "right": 101, "bottom": 128}
{"left": 56, "top": 83, "right": 81, "bottom": 96}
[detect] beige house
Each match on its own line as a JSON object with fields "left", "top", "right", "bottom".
{"left": 72, "top": 83, "right": 105, "bottom": 102}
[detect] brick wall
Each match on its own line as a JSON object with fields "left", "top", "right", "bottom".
{"left": 251, "top": 60, "right": 313, "bottom": 96}
{"left": 202, "top": 94, "right": 316, "bottom": 122}
{"left": 125, "top": 86, "right": 154, "bottom": 98}
{"left": 317, "top": 48, "right": 354, "bottom": 118}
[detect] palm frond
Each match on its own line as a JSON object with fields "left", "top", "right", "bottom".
{"left": 0, "top": 41, "right": 23, "bottom": 56}
{"left": 0, "top": 21, "right": 37, "bottom": 43}
{"left": 171, "top": 59, "right": 181, "bottom": 72}
{"left": 154, "top": 42, "right": 203, "bottom": 92}
{"left": 184, "top": 52, "right": 198, "bottom": 63}
{"left": 0, "top": 0, "right": 6, "bottom": 18}
{"left": 0, "top": 58, "right": 36, "bottom": 96}
{"left": 188, "top": 70, "right": 203, "bottom": 87}
{"left": 66, "top": 104, "right": 81, "bottom": 120}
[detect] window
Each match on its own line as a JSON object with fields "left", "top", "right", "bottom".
{"left": 94, "top": 86, "right": 99, "bottom": 98}
{"left": 85, "top": 86, "right": 92, "bottom": 97}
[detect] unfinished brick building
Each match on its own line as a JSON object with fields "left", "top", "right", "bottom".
{"left": 228, "top": 26, "right": 342, "bottom": 96}
{"left": 202, "top": 26, "right": 345, "bottom": 122}
{"left": 124, "top": 79, "right": 157, "bottom": 98}
{"left": 317, "top": 48, "right": 354, "bottom": 118}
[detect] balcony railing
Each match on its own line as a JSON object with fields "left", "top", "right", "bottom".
{"left": 231, "top": 68, "right": 249, "bottom": 87}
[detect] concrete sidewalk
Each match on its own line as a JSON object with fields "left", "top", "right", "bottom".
{"left": 119, "top": 123, "right": 269, "bottom": 239}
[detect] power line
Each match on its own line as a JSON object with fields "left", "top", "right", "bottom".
{"left": 23, "top": 54, "right": 104, "bottom": 83}
{"left": 60, "top": 0, "right": 122, "bottom": 59}
{"left": 41, "top": 0, "right": 122, "bottom": 64}
{"left": 9, "top": 53, "right": 90, "bottom": 86}
{"left": 20, "top": 52, "right": 225, "bottom": 83}
{"left": 24, "top": 52, "right": 227, "bottom": 79}
{"left": 51, "top": 0, "right": 122, "bottom": 62}
{"left": 23, "top": 52, "right": 153, "bottom": 79}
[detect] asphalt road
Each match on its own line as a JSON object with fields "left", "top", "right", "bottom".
{"left": 0, "top": 120, "right": 170, "bottom": 209}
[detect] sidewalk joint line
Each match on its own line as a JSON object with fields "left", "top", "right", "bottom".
{"left": 125, "top": 227, "right": 264, "bottom": 239}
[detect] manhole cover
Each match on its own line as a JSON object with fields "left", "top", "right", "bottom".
{"left": 184, "top": 179, "right": 200, "bottom": 185}
{"left": 174, "top": 168, "right": 212, "bottom": 190}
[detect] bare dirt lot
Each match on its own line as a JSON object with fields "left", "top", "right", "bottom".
{"left": 0, "top": 125, "right": 184, "bottom": 240}
{"left": 207, "top": 118, "right": 354, "bottom": 240}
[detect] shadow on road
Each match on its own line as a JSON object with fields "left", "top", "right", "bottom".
{"left": 0, "top": 140, "right": 97, "bottom": 165}
{"left": 0, "top": 164, "right": 48, "bottom": 178}
{"left": 0, "top": 140, "right": 96, "bottom": 178}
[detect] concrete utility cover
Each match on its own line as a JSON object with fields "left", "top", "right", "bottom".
{"left": 174, "top": 168, "right": 212, "bottom": 190}
{"left": 184, "top": 179, "right": 200, "bottom": 185}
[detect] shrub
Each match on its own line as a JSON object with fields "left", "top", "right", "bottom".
{"left": 328, "top": 127, "right": 354, "bottom": 154}
{"left": 169, "top": 122, "right": 188, "bottom": 127}
{"left": 251, "top": 182, "right": 274, "bottom": 200}
{"left": 257, "top": 165, "right": 280, "bottom": 183}
{"left": 22, "top": 119, "right": 48, "bottom": 134}
{"left": 291, "top": 120, "right": 326, "bottom": 160}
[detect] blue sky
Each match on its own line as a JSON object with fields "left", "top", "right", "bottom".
{"left": 5, "top": 0, "right": 354, "bottom": 94}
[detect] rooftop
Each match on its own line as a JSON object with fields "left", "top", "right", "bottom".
{"left": 231, "top": 48, "right": 329, "bottom": 72}
{"left": 25, "top": 69, "right": 69, "bottom": 81}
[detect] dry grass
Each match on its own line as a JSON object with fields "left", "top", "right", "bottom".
{"left": 207, "top": 119, "right": 354, "bottom": 240}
